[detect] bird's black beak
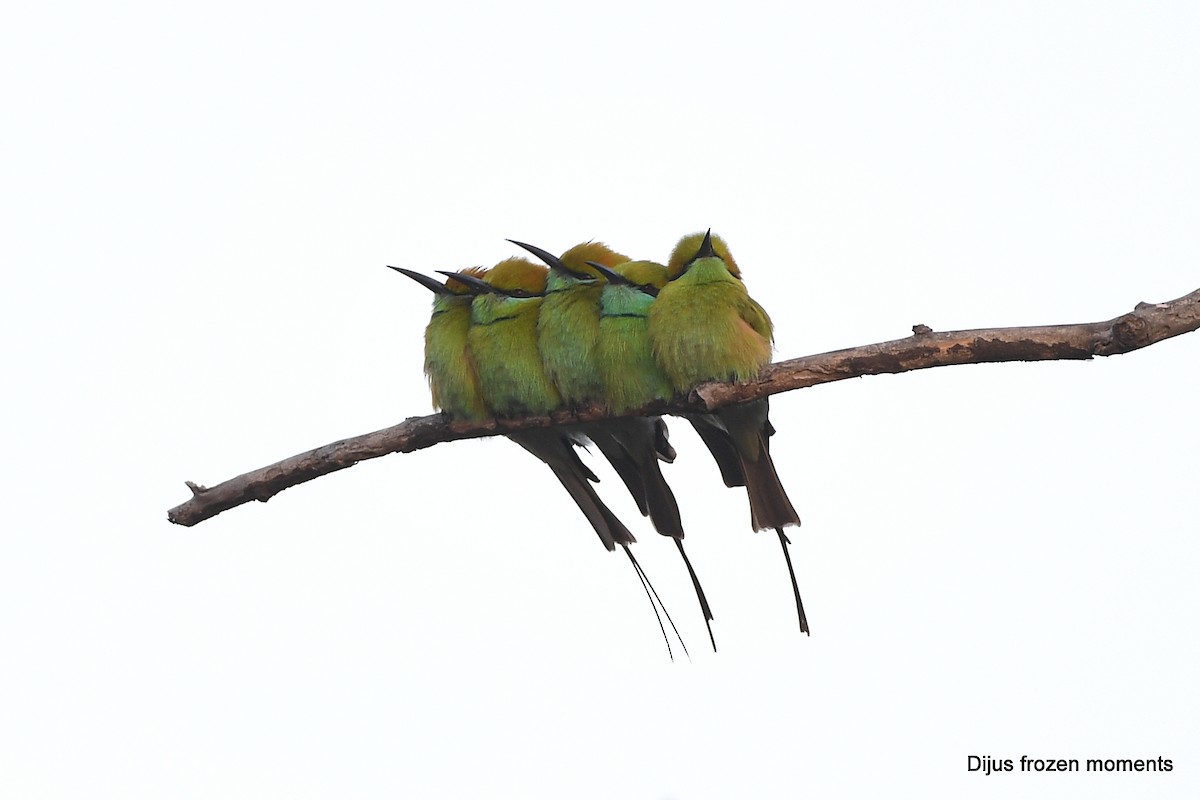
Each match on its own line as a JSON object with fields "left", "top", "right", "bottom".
{"left": 508, "top": 239, "right": 593, "bottom": 280}
{"left": 695, "top": 228, "right": 716, "bottom": 260}
{"left": 587, "top": 261, "right": 657, "bottom": 297}
{"left": 585, "top": 261, "right": 632, "bottom": 286}
{"left": 387, "top": 266, "right": 453, "bottom": 295}
{"left": 434, "top": 270, "right": 496, "bottom": 295}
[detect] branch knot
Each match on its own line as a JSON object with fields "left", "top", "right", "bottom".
{"left": 1112, "top": 314, "right": 1150, "bottom": 351}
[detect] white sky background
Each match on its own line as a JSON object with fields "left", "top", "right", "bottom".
{"left": 3, "top": 1, "right": 1198, "bottom": 797}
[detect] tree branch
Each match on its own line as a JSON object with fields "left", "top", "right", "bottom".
{"left": 168, "top": 287, "right": 1200, "bottom": 527}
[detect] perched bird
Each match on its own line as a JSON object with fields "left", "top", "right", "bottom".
{"left": 386, "top": 266, "right": 489, "bottom": 420}
{"left": 509, "top": 242, "right": 719, "bottom": 644}
{"left": 432, "top": 258, "right": 685, "bottom": 657}
{"left": 508, "top": 240, "right": 664, "bottom": 512}
{"left": 435, "top": 258, "right": 633, "bottom": 547}
{"left": 588, "top": 261, "right": 676, "bottom": 414}
{"left": 648, "top": 231, "right": 809, "bottom": 635}
{"left": 524, "top": 240, "right": 629, "bottom": 407}
{"left": 590, "top": 258, "right": 717, "bottom": 650}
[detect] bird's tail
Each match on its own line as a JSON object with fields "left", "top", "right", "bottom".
{"left": 776, "top": 528, "right": 809, "bottom": 635}
{"left": 687, "top": 414, "right": 746, "bottom": 488}
{"left": 606, "top": 417, "right": 717, "bottom": 651}
{"left": 675, "top": 538, "right": 717, "bottom": 651}
{"left": 718, "top": 400, "right": 801, "bottom": 531}
{"left": 717, "top": 400, "right": 807, "bottom": 635}
{"left": 582, "top": 424, "right": 650, "bottom": 517}
{"left": 512, "top": 430, "right": 697, "bottom": 655}
{"left": 624, "top": 544, "right": 688, "bottom": 661}
{"left": 510, "top": 430, "right": 636, "bottom": 551}
{"left": 601, "top": 418, "right": 685, "bottom": 535}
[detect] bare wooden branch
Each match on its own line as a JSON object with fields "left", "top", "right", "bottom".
{"left": 168, "top": 287, "right": 1200, "bottom": 527}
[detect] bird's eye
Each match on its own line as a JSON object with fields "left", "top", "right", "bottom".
{"left": 508, "top": 289, "right": 533, "bottom": 298}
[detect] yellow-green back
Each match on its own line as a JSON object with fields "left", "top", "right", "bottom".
{"left": 538, "top": 241, "right": 630, "bottom": 406}
{"left": 468, "top": 257, "right": 562, "bottom": 417}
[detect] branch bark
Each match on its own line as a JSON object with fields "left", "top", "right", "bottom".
{"left": 168, "top": 287, "right": 1200, "bottom": 527}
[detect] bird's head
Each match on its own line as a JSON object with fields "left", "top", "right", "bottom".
{"left": 508, "top": 239, "right": 629, "bottom": 284}
{"left": 588, "top": 259, "right": 667, "bottom": 297}
{"left": 559, "top": 241, "right": 630, "bottom": 279}
{"left": 483, "top": 256, "right": 548, "bottom": 296}
{"left": 443, "top": 266, "right": 489, "bottom": 295}
{"left": 666, "top": 229, "right": 740, "bottom": 279}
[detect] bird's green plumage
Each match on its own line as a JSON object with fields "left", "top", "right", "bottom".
{"left": 594, "top": 259, "right": 718, "bottom": 648}
{"left": 537, "top": 242, "right": 629, "bottom": 406}
{"left": 467, "top": 258, "right": 562, "bottom": 417}
{"left": 517, "top": 240, "right": 675, "bottom": 528}
{"left": 397, "top": 259, "right": 681, "bottom": 652}
{"left": 596, "top": 260, "right": 675, "bottom": 413}
{"left": 648, "top": 233, "right": 792, "bottom": 529}
{"left": 454, "top": 255, "right": 640, "bottom": 553}
{"left": 648, "top": 254, "right": 774, "bottom": 391}
{"left": 511, "top": 241, "right": 714, "bottom": 637}
{"left": 423, "top": 277, "right": 490, "bottom": 421}
{"left": 391, "top": 266, "right": 490, "bottom": 421}
{"left": 651, "top": 231, "right": 807, "bottom": 635}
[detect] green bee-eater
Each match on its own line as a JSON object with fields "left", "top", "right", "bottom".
{"left": 506, "top": 240, "right": 666, "bottom": 505}
{"left": 648, "top": 230, "right": 809, "bottom": 635}
{"left": 509, "top": 242, "right": 719, "bottom": 642}
{"left": 387, "top": 266, "right": 489, "bottom": 420}
{"left": 525, "top": 240, "right": 628, "bottom": 406}
{"left": 589, "top": 258, "right": 717, "bottom": 650}
{"left": 589, "top": 260, "right": 676, "bottom": 413}
{"left": 436, "top": 259, "right": 686, "bottom": 657}
{"left": 392, "top": 259, "right": 621, "bottom": 546}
